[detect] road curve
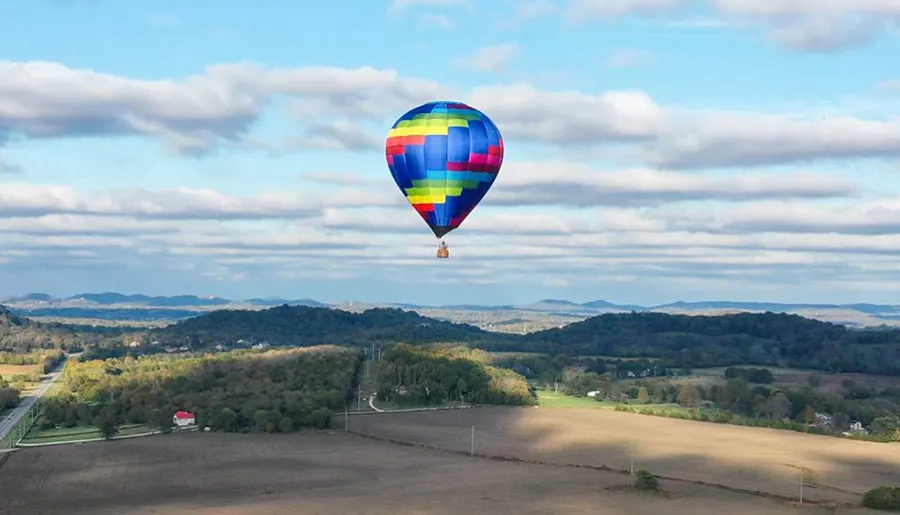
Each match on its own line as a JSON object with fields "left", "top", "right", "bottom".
{"left": 368, "top": 393, "right": 384, "bottom": 412}
{"left": 0, "top": 355, "right": 73, "bottom": 444}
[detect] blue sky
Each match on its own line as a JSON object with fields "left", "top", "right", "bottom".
{"left": 2, "top": 0, "right": 900, "bottom": 305}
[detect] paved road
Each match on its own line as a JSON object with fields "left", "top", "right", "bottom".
{"left": 368, "top": 393, "right": 384, "bottom": 412}
{"left": 0, "top": 356, "right": 73, "bottom": 445}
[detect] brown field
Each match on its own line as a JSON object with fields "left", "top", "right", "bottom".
{"left": 0, "top": 432, "right": 874, "bottom": 515}
{"left": 0, "top": 364, "right": 39, "bottom": 378}
{"left": 350, "top": 407, "right": 900, "bottom": 505}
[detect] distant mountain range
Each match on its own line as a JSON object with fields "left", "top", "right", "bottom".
{"left": 2, "top": 292, "right": 328, "bottom": 308}
{"left": 3, "top": 292, "right": 900, "bottom": 328}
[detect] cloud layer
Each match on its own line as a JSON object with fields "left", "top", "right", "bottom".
{"left": 1, "top": 49, "right": 897, "bottom": 302}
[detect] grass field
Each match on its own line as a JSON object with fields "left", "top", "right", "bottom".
{"left": 349, "top": 406, "right": 900, "bottom": 506}
{"left": 20, "top": 423, "right": 155, "bottom": 444}
{"left": 0, "top": 431, "right": 872, "bottom": 515}
{"left": 537, "top": 390, "right": 621, "bottom": 409}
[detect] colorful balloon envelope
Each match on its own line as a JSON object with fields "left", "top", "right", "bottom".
{"left": 385, "top": 101, "right": 504, "bottom": 249}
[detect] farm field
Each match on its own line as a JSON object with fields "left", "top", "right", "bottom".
{"left": 349, "top": 406, "right": 900, "bottom": 505}
{"left": 0, "top": 364, "right": 39, "bottom": 379}
{"left": 0, "top": 431, "right": 870, "bottom": 515}
{"left": 538, "top": 390, "right": 619, "bottom": 409}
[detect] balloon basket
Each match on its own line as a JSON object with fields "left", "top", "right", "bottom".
{"left": 436, "top": 248, "right": 450, "bottom": 259}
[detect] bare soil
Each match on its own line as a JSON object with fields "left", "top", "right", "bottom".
{"left": 0, "top": 364, "right": 39, "bottom": 378}
{"left": 349, "top": 406, "right": 900, "bottom": 505}
{"left": 0, "top": 430, "right": 871, "bottom": 515}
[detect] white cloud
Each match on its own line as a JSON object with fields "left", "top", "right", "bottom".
{"left": 5, "top": 60, "right": 897, "bottom": 171}
{"left": 490, "top": 163, "right": 858, "bottom": 206}
{"left": 5, "top": 183, "right": 900, "bottom": 296}
{"left": 420, "top": 13, "right": 455, "bottom": 28}
{"left": 647, "top": 113, "right": 900, "bottom": 169}
{"left": 468, "top": 83, "right": 665, "bottom": 143}
{"left": 0, "top": 61, "right": 444, "bottom": 154}
{"left": 565, "top": 0, "right": 900, "bottom": 51}
{"left": 604, "top": 48, "right": 655, "bottom": 68}
{"left": 501, "top": 0, "right": 559, "bottom": 27}
{"left": 0, "top": 182, "right": 395, "bottom": 220}
{"left": 287, "top": 121, "right": 382, "bottom": 151}
{"left": 456, "top": 44, "right": 521, "bottom": 73}
{"left": 388, "top": 0, "right": 471, "bottom": 14}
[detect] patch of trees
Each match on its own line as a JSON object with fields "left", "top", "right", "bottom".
{"left": 863, "top": 486, "right": 900, "bottom": 511}
{"left": 723, "top": 366, "right": 774, "bottom": 384}
{"left": 149, "top": 305, "right": 506, "bottom": 350}
{"left": 40, "top": 346, "right": 360, "bottom": 433}
{"left": 0, "top": 376, "right": 20, "bottom": 411}
{"left": 509, "top": 312, "right": 900, "bottom": 376}
{"left": 372, "top": 344, "right": 534, "bottom": 406}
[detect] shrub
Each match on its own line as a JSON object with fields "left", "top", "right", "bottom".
{"left": 862, "top": 486, "right": 900, "bottom": 511}
{"left": 634, "top": 470, "right": 659, "bottom": 491}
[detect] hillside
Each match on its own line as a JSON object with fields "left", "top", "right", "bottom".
{"left": 119, "top": 305, "right": 900, "bottom": 376}
{"left": 513, "top": 311, "right": 900, "bottom": 375}
{"left": 148, "top": 305, "right": 507, "bottom": 349}
{"left": 0, "top": 305, "right": 89, "bottom": 354}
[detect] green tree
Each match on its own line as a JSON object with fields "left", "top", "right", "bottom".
{"left": 803, "top": 405, "right": 816, "bottom": 426}
{"left": 636, "top": 387, "right": 649, "bottom": 404}
{"left": 676, "top": 384, "right": 700, "bottom": 408}
{"left": 95, "top": 407, "right": 119, "bottom": 440}
{"left": 634, "top": 470, "right": 659, "bottom": 490}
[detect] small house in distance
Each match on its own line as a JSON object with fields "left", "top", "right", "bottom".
{"left": 173, "top": 411, "right": 197, "bottom": 429}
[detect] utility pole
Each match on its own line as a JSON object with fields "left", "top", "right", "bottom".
{"left": 357, "top": 384, "right": 362, "bottom": 411}
{"left": 344, "top": 404, "right": 349, "bottom": 434}
{"left": 470, "top": 425, "right": 475, "bottom": 456}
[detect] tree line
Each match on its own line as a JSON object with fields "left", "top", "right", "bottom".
{"left": 555, "top": 365, "right": 900, "bottom": 440}
{"left": 10, "top": 303, "right": 900, "bottom": 378}
{"left": 372, "top": 344, "right": 534, "bottom": 407}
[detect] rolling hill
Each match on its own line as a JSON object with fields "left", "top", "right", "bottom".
{"left": 4, "top": 292, "right": 900, "bottom": 329}
{"left": 114, "top": 305, "right": 900, "bottom": 376}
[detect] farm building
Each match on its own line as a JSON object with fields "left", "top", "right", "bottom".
{"left": 173, "top": 411, "right": 196, "bottom": 428}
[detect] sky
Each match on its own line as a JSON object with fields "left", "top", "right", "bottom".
{"left": 2, "top": 0, "right": 900, "bottom": 306}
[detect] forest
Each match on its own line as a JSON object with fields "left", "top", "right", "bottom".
{"left": 135, "top": 306, "right": 900, "bottom": 376}
{"left": 148, "top": 305, "right": 501, "bottom": 349}
{"left": 0, "top": 305, "right": 114, "bottom": 355}
{"left": 372, "top": 344, "right": 534, "bottom": 407}
{"left": 40, "top": 346, "right": 361, "bottom": 433}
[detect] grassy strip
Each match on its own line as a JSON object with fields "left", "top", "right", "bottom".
{"left": 21, "top": 423, "right": 155, "bottom": 443}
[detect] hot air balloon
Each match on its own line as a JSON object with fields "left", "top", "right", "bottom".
{"left": 385, "top": 101, "right": 504, "bottom": 258}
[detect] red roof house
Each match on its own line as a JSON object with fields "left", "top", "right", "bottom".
{"left": 173, "top": 410, "right": 196, "bottom": 427}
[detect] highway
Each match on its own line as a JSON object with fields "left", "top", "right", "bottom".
{"left": 0, "top": 355, "right": 73, "bottom": 445}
